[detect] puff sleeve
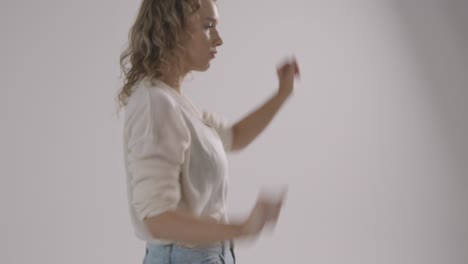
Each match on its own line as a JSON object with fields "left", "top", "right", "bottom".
{"left": 202, "top": 111, "right": 233, "bottom": 152}
{"left": 126, "top": 91, "right": 191, "bottom": 221}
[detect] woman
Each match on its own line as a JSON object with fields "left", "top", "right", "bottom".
{"left": 118, "top": 0, "right": 300, "bottom": 263}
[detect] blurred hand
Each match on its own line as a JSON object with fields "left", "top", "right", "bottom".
{"left": 277, "top": 56, "right": 300, "bottom": 97}
{"left": 239, "top": 188, "right": 287, "bottom": 240}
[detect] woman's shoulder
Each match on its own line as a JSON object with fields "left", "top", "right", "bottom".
{"left": 129, "top": 78, "right": 180, "bottom": 110}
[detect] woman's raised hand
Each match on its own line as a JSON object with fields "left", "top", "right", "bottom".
{"left": 276, "top": 57, "right": 300, "bottom": 98}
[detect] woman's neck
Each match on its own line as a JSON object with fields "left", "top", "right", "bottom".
{"left": 159, "top": 66, "right": 189, "bottom": 93}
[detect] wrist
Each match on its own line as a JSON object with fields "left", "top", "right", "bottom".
{"left": 275, "top": 90, "right": 291, "bottom": 101}
{"left": 230, "top": 222, "right": 245, "bottom": 238}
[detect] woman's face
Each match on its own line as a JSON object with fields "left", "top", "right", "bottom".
{"left": 181, "top": 0, "right": 223, "bottom": 72}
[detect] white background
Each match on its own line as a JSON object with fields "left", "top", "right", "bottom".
{"left": 2, "top": 0, "right": 467, "bottom": 263}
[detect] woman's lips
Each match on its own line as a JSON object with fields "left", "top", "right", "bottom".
{"left": 210, "top": 50, "right": 217, "bottom": 59}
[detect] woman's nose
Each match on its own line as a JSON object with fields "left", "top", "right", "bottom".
{"left": 214, "top": 31, "right": 223, "bottom": 47}
{"left": 216, "top": 37, "right": 223, "bottom": 47}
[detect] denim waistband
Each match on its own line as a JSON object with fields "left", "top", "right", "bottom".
{"left": 147, "top": 240, "right": 233, "bottom": 251}
{"left": 145, "top": 240, "right": 235, "bottom": 264}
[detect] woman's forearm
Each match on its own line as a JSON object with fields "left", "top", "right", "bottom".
{"left": 144, "top": 210, "right": 243, "bottom": 246}
{"left": 231, "top": 91, "right": 290, "bottom": 151}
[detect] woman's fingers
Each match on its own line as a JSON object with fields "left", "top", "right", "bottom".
{"left": 242, "top": 186, "right": 288, "bottom": 238}
{"left": 294, "top": 60, "right": 300, "bottom": 77}
{"left": 277, "top": 60, "right": 300, "bottom": 83}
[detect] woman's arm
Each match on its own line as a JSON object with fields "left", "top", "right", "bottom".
{"left": 144, "top": 193, "right": 284, "bottom": 246}
{"left": 231, "top": 58, "right": 300, "bottom": 151}
{"left": 144, "top": 210, "right": 242, "bottom": 246}
{"left": 231, "top": 92, "right": 290, "bottom": 151}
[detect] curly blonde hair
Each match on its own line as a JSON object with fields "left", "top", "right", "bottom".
{"left": 117, "top": 0, "right": 202, "bottom": 110}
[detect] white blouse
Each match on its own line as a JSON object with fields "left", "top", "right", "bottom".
{"left": 122, "top": 77, "right": 233, "bottom": 246}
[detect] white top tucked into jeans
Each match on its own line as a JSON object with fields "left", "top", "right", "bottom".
{"left": 122, "top": 77, "right": 233, "bottom": 246}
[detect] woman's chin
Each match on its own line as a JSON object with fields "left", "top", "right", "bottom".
{"left": 193, "top": 63, "right": 211, "bottom": 72}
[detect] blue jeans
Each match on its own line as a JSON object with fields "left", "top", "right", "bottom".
{"left": 143, "top": 240, "right": 236, "bottom": 264}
